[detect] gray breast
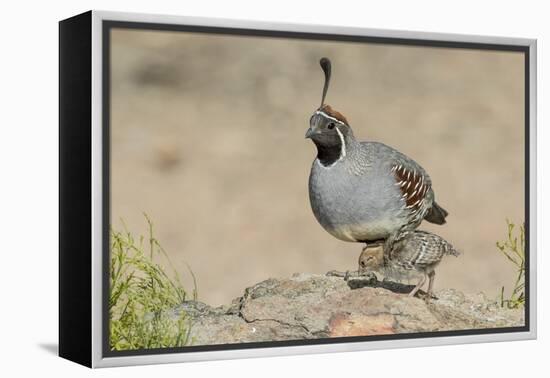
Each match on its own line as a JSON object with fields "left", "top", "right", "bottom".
{"left": 308, "top": 156, "right": 408, "bottom": 242}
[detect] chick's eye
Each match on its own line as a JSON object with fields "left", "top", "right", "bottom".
{"left": 327, "top": 123, "right": 335, "bottom": 130}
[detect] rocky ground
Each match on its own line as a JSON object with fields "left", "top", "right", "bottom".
{"left": 169, "top": 273, "right": 524, "bottom": 345}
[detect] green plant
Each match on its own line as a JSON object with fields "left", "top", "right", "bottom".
{"left": 496, "top": 220, "right": 525, "bottom": 309}
{"left": 109, "top": 214, "right": 197, "bottom": 350}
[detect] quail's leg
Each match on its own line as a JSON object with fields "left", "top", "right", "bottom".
{"left": 408, "top": 273, "right": 427, "bottom": 297}
{"left": 427, "top": 270, "right": 436, "bottom": 298}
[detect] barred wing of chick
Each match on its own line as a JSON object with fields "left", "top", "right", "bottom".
{"left": 390, "top": 230, "right": 460, "bottom": 270}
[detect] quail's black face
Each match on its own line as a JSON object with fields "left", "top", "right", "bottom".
{"left": 305, "top": 105, "right": 351, "bottom": 147}
{"left": 306, "top": 112, "right": 341, "bottom": 146}
{"left": 306, "top": 105, "right": 352, "bottom": 166}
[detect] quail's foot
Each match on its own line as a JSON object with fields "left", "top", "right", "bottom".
{"left": 325, "top": 270, "right": 342, "bottom": 277}
{"left": 326, "top": 270, "right": 363, "bottom": 279}
{"left": 428, "top": 292, "right": 439, "bottom": 301}
{"left": 414, "top": 291, "right": 438, "bottom": 302}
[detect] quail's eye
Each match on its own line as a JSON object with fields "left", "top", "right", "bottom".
{"left": 327, "top": 123, "right": 335, "bottom": 130}
{"left": 360, "top": 261, "right": 366, "bottom": 267}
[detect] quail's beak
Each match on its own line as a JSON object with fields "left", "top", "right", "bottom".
{"left": 305, "top": 125, "right": 321, "bottom": 139}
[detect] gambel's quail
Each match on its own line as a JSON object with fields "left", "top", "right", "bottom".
{"left": 307, "top": 57, "right": 448, "bottom": 249}
{"left": 358, "top": 230, "right": 460, "bottom": 298}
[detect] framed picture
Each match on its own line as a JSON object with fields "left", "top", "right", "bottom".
{"left": 59, "top": 10, "right": 537, "bottom": 368}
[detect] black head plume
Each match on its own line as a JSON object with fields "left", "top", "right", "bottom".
{"left": 319, "top": 57, "right": 332, "bottom": 108}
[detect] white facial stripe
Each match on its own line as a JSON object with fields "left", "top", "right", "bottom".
{"left": 315, "top": 110, "right": 346, "bottom": 125}
{"left": 335, "top": 126, "right": 346, "bottom": 158}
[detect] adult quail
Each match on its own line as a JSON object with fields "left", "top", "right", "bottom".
{"left": 358, "top": 230, "right": 460, "bottom": 297}
{"left": 306, "top": 57, "right": 448, "bottom": 248}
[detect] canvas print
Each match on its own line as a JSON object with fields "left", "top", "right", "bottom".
{"left": 107, "top": 26, "right": 526, "bottom": 353}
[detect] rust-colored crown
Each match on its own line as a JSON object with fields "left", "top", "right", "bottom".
{"left": 320, "top": 104, "right": 349, "bottom": 125}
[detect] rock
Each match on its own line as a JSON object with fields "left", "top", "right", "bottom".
{"left": 170, "top": 273, "right": 524, "bottom": 345}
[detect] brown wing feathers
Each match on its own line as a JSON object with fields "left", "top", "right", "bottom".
{"left": 392, "top": 164, "right": 429, "bottom": 214}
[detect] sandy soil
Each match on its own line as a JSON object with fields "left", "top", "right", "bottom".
{"left": 110, "top": 28, "right": 525, "bottom": 306}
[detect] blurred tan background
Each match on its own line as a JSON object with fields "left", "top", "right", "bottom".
{"left": 110, "top": 28, "right": 524, "bottom": 306}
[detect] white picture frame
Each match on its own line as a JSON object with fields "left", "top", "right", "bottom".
{"left": 59, "top": 10, "right": 537, "bottom": 368}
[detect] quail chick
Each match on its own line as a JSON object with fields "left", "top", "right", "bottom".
{"left": 307, "top": 58, "right": 448, "bottom": 250}
{"left": 358, "top": 230, "right": 460, "bottom": 298}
